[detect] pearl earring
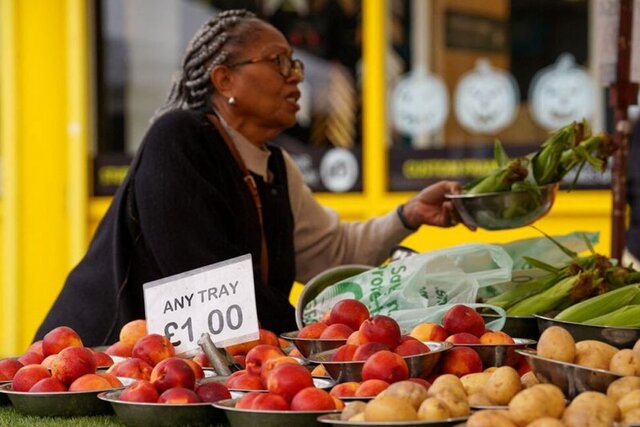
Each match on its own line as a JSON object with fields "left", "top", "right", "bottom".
{"left": 228, "top": 96, "right": 236, "bottom": 105}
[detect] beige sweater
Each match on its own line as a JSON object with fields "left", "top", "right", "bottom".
{"left": 222, "top": 123, "right": 413, "bottom": 283}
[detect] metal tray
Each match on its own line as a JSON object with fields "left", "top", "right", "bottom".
{"left": 515, "top": 349, "right": 623, "bottom": 399}
{"left": 307, "top": 342, "right": 452, "bottom": 383}
{"left": 0, "top": 383, "right": 115, "bottom": 417}
{"left": 99, "top": 389, "right": 227, "bottom": 427}
{"left": 281, "top": 331, "right": 348, "bottom": 358}
{"left": 454, "top": 338, "right": 537, "bottom": 368}
{"left": 536, "top": 314, "right": 640, "bottom": 348}
{"left": 317, "top": 413, "right": 469, "bottom": 426}
{"left": 481, "top": 314, "right": 539, "bottom": 341}
{"left": 213, "top": 398, "right": 340, "bottom": 427}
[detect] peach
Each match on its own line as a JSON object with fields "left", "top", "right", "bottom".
{"left": 408, "top": 377, "right": 431, "bottom": 390}
{"left": 319, "top": 323, "right": 354, "bottom": 340}
{"left": 266, "top": 363, "right": 314, "bottom": 402}
{"left": 41, "top": 354, "right": 59, "bottom": 370}
{"left": 446, "top": 333, "right": 482, "bottom": 344}
{"left": 17, "top": 351, "right": 44, "bottom": 366}
{"left": 98, "top": 372, "right": 123, "bottom": 388}
{"left": 225, "top": 329, "right": 279, "bottom": 356}
{"left": 311, "top": 364, "right": 327, "bottom": 376}
{"left": 331, "top": 344, "right": 358, "bottom": 361}
{"left": 225, "top": 372, "right": 264, "bottom": 390}
{"left": 359, "top": 315, "right": 401, "bottom": 349}
{"left": 12, "top": 365, "right": 51, "bottom": 392}
{"left": 51, "top": 346, "right": 97, "bottom": 386}
{"left": 30, "top": 377, "right": 67, "bottom": 392}
{"left": 183, "top": 358, "right": 204, "bottom": 379}
{"left": 107, "top": 358, "right": 153, "bottom": 380}
{"left": 259, "top": 329, "right": 281, "bottom": 347}
{"left": 355, "top": 379, "right": 390, "bottom": 396}
{"left": 244, "top": 344, "right": 285, "bottom": 376}
{"left": 157, "top": 387, "right": 201, "bottom": 404}
{"left": 119, "top": 319, "right": 147, "bottom": 347}
{"left": 361, "top": 350, "right": 409, "bottom": 383}
{"left": 278, "top": 338, "right": 289, "bottom": 349}
{"left": 233, "top": 354, "right": 246, "bottom": 368}
{"left": 250, "top": 392, "right": 289, "bottom": 410}
{"left": 0, "top": 358, "right": 23, "bottom": 381}
{"left": 441, "top": 346, "right": 483, "bottom": 377}
{"left": 195, "top": 381, "right": 231, "bottom": 403}
{"left": 352, "top": 342, "right": 389, "bottom": 361}
{"left": 346, "top": 331, "right": 365, "bottom": 346}
{"left": 119, "top": 380, "right": 159, "bottom": 403}
{"left": 394, "top": 339, "right": 430, "bottom": 356}
{"left": 260, "top": 356, "right": 300, "bottom": 384}
{"left": 290, "top": 387, "right": 336, "bottom": 411}
{"left": 236, "top": 391, "right": 262, "bottom": 409}
{"left": 442, "top": 304, "right": 485, "bottom": 337}
{"left": 26, "top": 341, "right": 44, "bottom": 356}
{"left": 150, "top": 357, "right": 196, "bottom": 393}
{"left": 105, "top": 341, "right": 133, "bottom": 358}
{"left": 328, "top": 299, "right": 370, "bottom": 331}
{"left": 514, "top": 355, "right": 531, "bottom": 376}
{"left": 192, "top": 351, "right": 211, "bottom": 368}
{"left": 42, "top": 326, "right": 83, "bottom": 356}
{"left": 479, "top": 330, "right": 515, "bottom": 344}
{"left": 410, "top": 322, "right": 448, "bottom": 342}
{"left": 329, "top": 381, "right": 360, "bottom": 398}
{"left": 333, "top": 396, "right": 345, "bottom": 410}
{"left": 69, "top": 373, "right": 113, "bottom": 391}
{"left": 94, "top": 351, "right": 114, "bottom": 367}
{"left": 132, "top": 334, "right": 175, "bottom": 367}
{"left": 298, "top": 322, "right": 328, "bottom": 339}
{"left": 320, "top": 310, "right": 332, "bottom": 324}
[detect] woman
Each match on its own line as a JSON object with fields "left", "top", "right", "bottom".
{"left": 35, "top": 10, "right": 462, "bottom": 346}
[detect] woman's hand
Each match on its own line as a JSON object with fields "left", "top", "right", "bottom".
{"left": 401, "top": 181, "right": 476, "bottom": 230}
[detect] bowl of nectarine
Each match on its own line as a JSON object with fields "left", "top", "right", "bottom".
{"left": 307, "top": 342, "right": 452, "bottom": 383}
{"left": 214, "top": 396, "right": 341, "bottom": 427}
{"left": 99, "top": 388, "right": 228, "bottom": 427}
{"left": 281, "top": 331, "right": 348, "bottom": 358}
{"left": 0, "top": 382, "right": 116, "bottom": 417}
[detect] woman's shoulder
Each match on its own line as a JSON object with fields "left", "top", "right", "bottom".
{"left": 151, "top": 109, "right": 210, "bottom": 131}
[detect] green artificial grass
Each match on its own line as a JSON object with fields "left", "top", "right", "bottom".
{"left": 0, "top": 406, "right": 123, "bottom": 426}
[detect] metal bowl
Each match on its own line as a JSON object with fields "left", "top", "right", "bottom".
{"left": 296, "top": 264, "right": 373, "bottom": 329}
{"left": 213, "top": 398, "right": 340, "bottom": 427}
{"left": 99, "top": 389, "right": 227, "bottom": 427}
{"left": 445, "top": 184, "right": 558, "bottom": 230}
{"left": 0, "top": 383, "right": 115, "bottom": 417}
{"left": 481, "top": 314, "right": 539, "bottom": 341}
{"left": 455, "top": 338, "right": 537, "bottom": 368}
{"left": 317, "top": 413, "right": 469, "bottom": 426}
{"left": 202, "top": 374, "right": 334, "bottom": 392}
{"left": 516, "top": 349, "right": 623, "bottom": 399}
{"left": 0, "top": 381, "right": 9, "bottom": 406}
{"left": 536, "top": 314, "right": 640, "bottom": 348}
{"left": 281, "top": 331, "right": 348, "bottom": 358}
{"left": 307, "top": 342, "right": 452, "bottom": 383}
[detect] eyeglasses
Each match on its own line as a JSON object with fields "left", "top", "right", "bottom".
{"left": 229, "top": 53, "right": 304, "bottom": 80}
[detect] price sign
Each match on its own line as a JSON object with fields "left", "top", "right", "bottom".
{"left": 143, "top": 254, "right": 259, "bottom": 354}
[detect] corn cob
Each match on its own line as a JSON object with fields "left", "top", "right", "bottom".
{"left": 484, "top": 273, "right": 561, "bottom": 310}
{"left": 507, "top": 274, "right": 581, "bottom": 316}
{"left": 531, "top": 121, "right": 587, "bottom": 185}
{"left": 554, "top": 284, "right": 640, "bottom": 322}
{"left": 463, "top": 159, "right": 528, "bottom": 194}
{"left": 582, "top": 304, "right": 640, "bottom": 327}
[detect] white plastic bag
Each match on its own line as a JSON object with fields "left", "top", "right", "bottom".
{"left": 302, "top": 244, "right": 512, "bottom": 331}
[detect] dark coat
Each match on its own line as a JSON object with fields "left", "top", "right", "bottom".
{"left": 36, "top": 110, "right": 297, "bottom": 346}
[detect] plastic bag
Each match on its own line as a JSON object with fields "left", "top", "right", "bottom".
{"left": 302, "top": 243, "right": 512, "bottom": 331}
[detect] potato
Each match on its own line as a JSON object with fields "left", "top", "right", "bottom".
{"left": 574, "top": 340, "right": 619, "bottom": 370}
{"left": 606, "top": 376, "right": 640, "bottom": 402}
{"left": 571, "top": 391, "right": 619, "bottom": 421}
{"left": 428, "top": 374, "right": 466, "bottom": 399}
{"left": 509, "top": 384, "right": 566, "bottom": 426}
{"left": 609, "top": 349, "right": 640, "bottom": 376}
{"left": 379, "top": 380, "right": 429, "bottom": 410}
{"left": 417, "top": 397, "right": 451, "bottom": 421}
{"left": 486, "top": 366, "right": 522, "bottom": 405}
{"left": 468, "top": 393, "right": 496, "bottom": 406}
{"left": 461, "top": 372, "right": 493, "bottom": 396}
{"left": 521, "top": 371, "right": 540, "bottom": 388}
{"left": 436, "top": 389, "right": 470, "bottom": 417}
{"left": 526, "top": 417, "right": 566, "bottom": 427}
{"left": 562, "top": 401, "right": 615, "bottom": 427}
{"left": 467, "top": 409, "right": 517, "bottom": 427}
{"left": 537, "top": 326, "right": 576, "bottom": 363}
{"left": 341, "top": 401, "right": 367, "bottom": 421}
{"left": 633, "top": 339, "right": 640, "bottom": 353}
{"left": 349, "top": 412, "right": 365, "bottom": 422}
{"left": 618, "top": 389, "right": 640, "bottom": 415}
{"left": 622, "top": 408, "right": 640, "bottom": 426}
{"left": 364, "top": 395, "right": 418, "bottom": 421}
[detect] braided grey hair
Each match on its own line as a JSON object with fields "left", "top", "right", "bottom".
{"left": 153, "top": 9, "right": 259, "bottom": 120}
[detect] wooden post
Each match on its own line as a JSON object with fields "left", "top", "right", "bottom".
{"left": 609, "top": 0, "right": 638, "bottom": 260}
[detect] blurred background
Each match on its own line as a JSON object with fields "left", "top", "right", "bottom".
{"left": 1, "top": 0, "right": 636, "bottom": 355}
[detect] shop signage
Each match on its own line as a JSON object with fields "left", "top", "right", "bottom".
{"left": 143, "top": 254, "right": 259, "bottom": 354}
